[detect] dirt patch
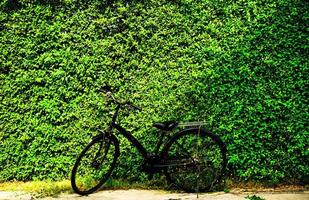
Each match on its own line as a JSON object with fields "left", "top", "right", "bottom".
{"left": 230, "top": 184, "right": 308, "bottom": 194}
{"left": 1, "top": 190, "right": 308, "bottom": 200}
{"left": 0, "top": 191, "right": 32, "bottom": 200}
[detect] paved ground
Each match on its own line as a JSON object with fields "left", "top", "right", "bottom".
{"left": 0, "top": 190, "right": 308, "bottom": 200}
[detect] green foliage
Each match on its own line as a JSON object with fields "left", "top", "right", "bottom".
{"left": 245, "top": 195, "right": 266, "bottom": 200}
{"left": 0, "top": 0, "right": 308, "bottom": 184}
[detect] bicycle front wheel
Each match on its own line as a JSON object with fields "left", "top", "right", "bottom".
{"left": 71, "top": 134, "right": 119, "bottom": 195}
{"left": 162, "top": 128, "right": 226, "bottom": 192}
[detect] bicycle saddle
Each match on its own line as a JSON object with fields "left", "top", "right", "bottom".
{"left": 153, "top": 121, "right": 178, "bottom": 131}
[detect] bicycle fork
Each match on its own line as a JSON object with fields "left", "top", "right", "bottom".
{"left": 91, "top": 133, "right": 112, "bottom": 170}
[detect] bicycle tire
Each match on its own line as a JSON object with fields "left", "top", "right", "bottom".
{"left": 161, "top": 128, "right": 227, "bottom": 192}
{"left": 71, "top": 134, "right": 119, "bottom": 195}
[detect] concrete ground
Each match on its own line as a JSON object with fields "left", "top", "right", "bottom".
{"left": 0, "top": 190, "right": 308, "bottom": 200}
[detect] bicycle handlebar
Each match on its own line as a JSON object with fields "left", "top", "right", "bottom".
{"left": 99, "top": 85, "right": 142, "bottom": 112}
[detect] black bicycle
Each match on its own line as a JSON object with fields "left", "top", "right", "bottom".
{"left": 71, "top": 86, "right": 227, "bottom": 195}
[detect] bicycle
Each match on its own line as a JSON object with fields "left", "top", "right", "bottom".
{"left": 71, "top": 86, "right": 227, "bottom": 195}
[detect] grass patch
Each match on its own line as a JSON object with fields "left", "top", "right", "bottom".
{"left": 0, "top": 180, "right": 72, "bottom": 198}
{"left": 245, "top": 195, "right": 266, "bottom": 200}
{"left": 0, "top": 178, "right": 167, "bottom": 197}
{"left": 101, "top": 177, "right": 168, "bottom": 191}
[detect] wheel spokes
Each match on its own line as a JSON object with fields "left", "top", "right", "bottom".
{"left": 164, "top": 131, "right": 225, "bottom": 192}
{"left": 72, "top": 136, "right": 118, "bottom": 195}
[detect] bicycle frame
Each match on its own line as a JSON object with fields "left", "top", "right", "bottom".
{"left": 106, "top": 103, "right": 149, "bottom": 159}
{"left": 101, "top": 98, "right": 215, "bottom": 170}
{"left": 110, "top": 123, "right": 198, "bottom": 171}
{"left": 104, "top": 104, "right": 209, "bottom": 162}
{"left": 112, "top": 123, "right": 148, "bottom": 158}
{"left": 108, "top": 125, "right": 204, "bottom": 171}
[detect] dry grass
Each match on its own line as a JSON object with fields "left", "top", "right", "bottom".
{"left": 225, "top": 179, "right": 309, "bottom": 194}
{"left": 0, "top": 180, "right": 72, "bottom": 197}
{"left": 0, "top": 179, "right": 164, "bottom": 197}
{"left": 0, "top": 179, "right": 307, "bottom": 198}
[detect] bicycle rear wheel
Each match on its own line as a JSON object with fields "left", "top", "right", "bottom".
{"left": 71, "top": 134, "right": 119, "bottom": 195}
{"left": 162, "top": 128, "right": 226, "bottom": 192}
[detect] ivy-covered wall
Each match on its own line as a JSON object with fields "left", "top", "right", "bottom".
{"left": 0, "top": 0, "right": 308, "bottom": 184}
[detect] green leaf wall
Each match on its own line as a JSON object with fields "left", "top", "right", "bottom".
{"left": 0, "top": 0, "right": 308, "bottom": 183}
